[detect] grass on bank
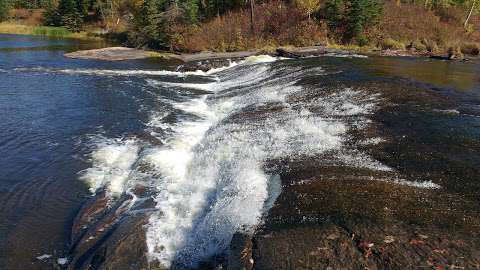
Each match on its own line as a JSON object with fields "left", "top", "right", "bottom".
{"left": 0, "top": 22, "right": 101, "bottom": 40}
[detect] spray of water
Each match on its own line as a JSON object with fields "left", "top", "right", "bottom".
{"left": 78, "top": 55, "right": 439, "bottom": 269}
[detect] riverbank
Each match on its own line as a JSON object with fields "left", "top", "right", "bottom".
{"left": 0, "top": 22, "right": 101, "bottom": 40}
{"left": 63, "top": 45, "right": 477, "bottom": 66}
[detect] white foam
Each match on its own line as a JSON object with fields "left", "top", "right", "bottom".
{"left": 242, "top": 54, "right": 278, "bottom": 64}
{"left": 433, "top": 109, "right": 460, "bottom": 115}
{"left": 14, "top": 67, "right": 205, "bottom": 77}
{"left": 386, "top": 178, "right": 441, "bottom": 189}
{"left": 324, "top": 52, "right": 368, "bottom": 58}
{"left": 12, "top": 55, "right": 279, "bottom": 78}
{"left": 57, "top": 257, "right": 68, "bottom": 265}
{"left": 359, "top": 137, "right": 385, "bottom": 145}
{"left": 36, "top": 254, "right": 51, "bottom": 260}
{"left": 163, "top": 81, "right": 215, "bottom": 91}
{"left": 80, "top": 138, "right": 139, "bottom": 195}
{"left": 144, "top": 64, "right": 389, "bottom": 267}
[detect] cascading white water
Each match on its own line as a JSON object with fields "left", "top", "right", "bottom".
{"left": 78, "top": 55, "right": 440, "bottom": 269}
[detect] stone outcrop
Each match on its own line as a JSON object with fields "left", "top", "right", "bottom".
{"left": 65, "top": 47, "right": 159, "bottom": 61}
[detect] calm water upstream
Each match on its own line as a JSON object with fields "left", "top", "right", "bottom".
{"left": 0, "top": 34, "right": 479, "bottom": 269}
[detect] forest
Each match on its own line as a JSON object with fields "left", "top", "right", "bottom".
{"left": 0, "top": 0, "right": 479, "bottom": 54}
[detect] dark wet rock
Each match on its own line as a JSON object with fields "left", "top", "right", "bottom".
{"left": 135, "top": 132, "right": 163, "bottom": 146}
{"left": 67, "top": 190, "right": 153, "bottom": 270}
{"left": 77, "top": 214, "right": 149, "bottom": 270}
{"left": 250, "top": 175, "right": 480, "bottom": 270}
{"left": 227, "top": 233, "right": 253, "bottom": 270}
{"left": 177, "top": 58, "right": 243, "bottom": 72}
{"left": 168, "top": 51, "right": 259, "bottom": 63}
{"left": 70, "top": 191, "right": 111, "bottom": 246}
{"left": 276, "top": 46, "right": 356, "bottom": 58}
{"left": 275, "top": 48, "right": 302, "bottom": 59}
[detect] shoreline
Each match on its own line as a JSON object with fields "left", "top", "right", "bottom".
{"left": 0, "top": 23, "right": 104, "bottom": 41}
{"left": 1, "top": 24, "right": 475, "bottom": 62}
{"left": 63, "top": 45, "right": 461, "bottom": 64}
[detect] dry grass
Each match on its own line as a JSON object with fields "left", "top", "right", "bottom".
{"left": 169, "top": 1, "right": 328, "bottom": 52}
{"left": 0, "top": 22, "right": 100, "bottom": 40}
{"left": 169, "top": 0, "right": 480, "bottom": 54}
{"left": 0, "top": 22, "right": 33, "bottom": 34}
{"left": 9, "top": 9, "right": 44, "bottom": 26}
{"left": 379, "top": 1, "right": 480, "bottom": 54}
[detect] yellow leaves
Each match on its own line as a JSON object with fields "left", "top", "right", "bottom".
{"left": 295, "top": 0, "right": 321, "bottom": 18}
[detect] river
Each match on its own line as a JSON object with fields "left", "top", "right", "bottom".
{"left": 0, "top": 34, "right": 479, "bottom": 269}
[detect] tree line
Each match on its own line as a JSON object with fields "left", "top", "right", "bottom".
{"left": 0, "top": 0, "right": 478, "bottom": 50}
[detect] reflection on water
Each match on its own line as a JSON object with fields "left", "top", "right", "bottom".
{"left": 359, "top": 56, "right": 480, "bottom": 93}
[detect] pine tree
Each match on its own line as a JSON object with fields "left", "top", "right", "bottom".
{"left": 325, "top": 0, "right": 346, "bottom": 29}
{"left": 0, "top": 0, "right": 9, "bottom": 22}
{"left": 348, "top": 0, "right": 383, "bottom": 43}
{"left": 57, "top": 0, "right": 84, "bottom": 31}
{"left": 324, "top": 0, "right": 383, "bottom": 44}
{"left": 182, "top": 0, "right": 199, "bottom": 24}
{"left": 132, "top": 0, "right": 167, "bottom": 48}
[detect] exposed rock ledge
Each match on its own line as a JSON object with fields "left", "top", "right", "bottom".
{"left": 65, "top": 47, "right": 261, "bottom": 62}
{"left": 64, "top": 46, "right": 357, "bottom": 62}
{"left": 65, "top": 46, "right": 475, "bottom": 63}
{"left": 64, "top": 47, "right": 160, "bottom": 61}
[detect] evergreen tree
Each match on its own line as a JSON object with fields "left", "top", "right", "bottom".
{"left": 57, "top": 0, "right": 84, "bottom": 31}
{"left": 78, "top": 0, "right": 91, "bottom": 17}
{"left": 181, "top": 0, "right": 199, "bottom": 24}
{"left": 132, "top": 0, "right": 167, "bottom": 48}
{"left": 325, "top": 0, "right": 384, "bottom": 44}
{"left": 348, "top": 0, "right": 383, "bottom": 43}
{"left": 0, "top": 0, "right": 9, "bottom": 22}
{"left": 325, "top": 0, "right": 346, "bottom": 29}
{"left": 44, "top": 0, "right": 61, "bottom": 26}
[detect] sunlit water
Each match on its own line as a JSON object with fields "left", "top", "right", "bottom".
{"left": 1, "top": 34, "right": 479, "bottom": 269}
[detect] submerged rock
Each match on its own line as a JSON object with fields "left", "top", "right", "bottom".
{"left": 67, "top": 189, "right": 152, "bottom": 270}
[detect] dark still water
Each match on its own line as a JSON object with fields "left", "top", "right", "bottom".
{"left": 0, "top": 34, "right": 479, "bottom": 270}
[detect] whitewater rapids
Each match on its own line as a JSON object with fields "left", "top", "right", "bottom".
{"left": 78, "top": 55, "right": 440, "bottom": 269}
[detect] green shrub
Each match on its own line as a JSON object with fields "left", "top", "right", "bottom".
{"left": 32, "top": 26, "right": 72, "bottom": 37}
{"left": 325, "top": 0, "right": 384, "bottom": 44}
{"left": 0, "top": 0, "right": 9, "bottom": 22}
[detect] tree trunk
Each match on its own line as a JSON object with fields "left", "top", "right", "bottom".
{"left": 250, "top": 0, "right": 255, "bottom": 34}
{"left": 464, "top": 0, "right": 476, "bottom": 28}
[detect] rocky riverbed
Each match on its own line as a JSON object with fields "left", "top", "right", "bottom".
{"left": 63, "top": 56, "right": 480, "bottom": 270}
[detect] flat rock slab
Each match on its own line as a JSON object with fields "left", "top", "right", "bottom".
{"left": 65, "top": 46, "right": 260, "bottom": 62}
{"left": 169, "top": 50, "right": 259, "bottom": 62}
{"left": 64, "top": 47, "right": 157, "bottom": 61}
{"left": 276, "top": 46, "right": 355, "bottom": 58}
